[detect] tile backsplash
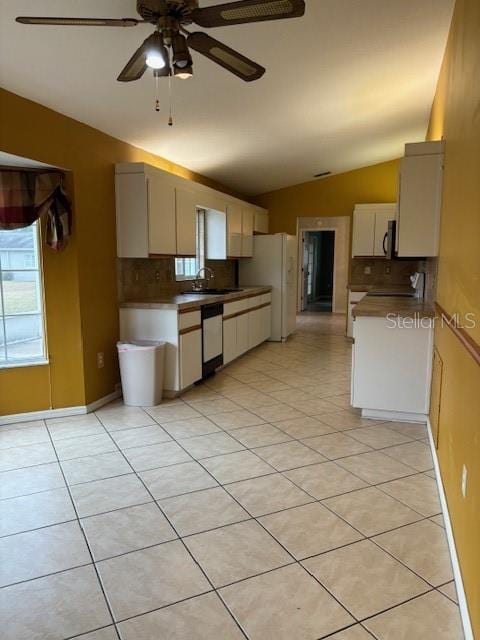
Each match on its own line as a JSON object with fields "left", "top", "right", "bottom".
{"left": 349, "top": 257, "right": 438, "bottom": 301}
{"left": 117, "top": 258, "right": 237, "bottom": 302}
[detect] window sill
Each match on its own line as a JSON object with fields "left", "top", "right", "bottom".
{"left": 0, "top": 359, "right": 50, "bottom": 370}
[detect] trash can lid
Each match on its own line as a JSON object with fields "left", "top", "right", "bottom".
{"left": 117, "top": 340, "right": 165, "bottom": 351}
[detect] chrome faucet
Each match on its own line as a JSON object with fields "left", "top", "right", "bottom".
{"left": 193, "top": 266, "right": 215, "bottom": 290}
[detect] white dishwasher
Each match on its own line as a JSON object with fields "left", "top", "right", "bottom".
{"left": 202, "top": 303, "right": 224, "bottom": 378}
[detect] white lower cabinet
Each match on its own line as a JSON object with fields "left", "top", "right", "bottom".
{"left": 351, "top": 316, "right": 434, "bottom": 421}
{"left": 179, "top": 329, "right": 202, "bottom": 389}
{"left": 223, "top": 298, "right": 271, "bottom": 365}
{"left": 261, "top": 305, "right": 272, "bottom": 342}
{"left": 248, "top": 308, "right": 263, "bottom": 350}
{"left": 119, "top": 307, "right": 202, "bottom": 395}
{"left": 223, "top": 317, "right": 237, "bottom": 366}
{"left": 237, "top": 313, "right": 249, "bottom": 355}
{"left": 347, "top": 290, "right": 368, "bottom": 338}
{"left": 119, "top": 296, "right": 271, "bottom": 396}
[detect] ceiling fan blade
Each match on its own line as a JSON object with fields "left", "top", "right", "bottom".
{"left": 191, "top": 0, "right": 305, "bottom": 27}
{"left": 117, "top": 42, "right": 149, "bottom": 82}
{"left": 16, "top": 16, "right": 141, "bottom": 27}
{"left": 118, "top": 32, "right": 171, "bottom": 82}
{"left": 187, "top": 32, "right": 265, "bottom": 82}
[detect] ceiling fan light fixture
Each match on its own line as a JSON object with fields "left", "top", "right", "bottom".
{"left": 145, "top": 32, "right": 168, "bottom": 69}
{"left": 172, "top": 34, "right": 191, "bottom": 69}
{"left": 175, "top": 65, "right": 193, "bottom": 79}
{"left": 146, "top": 53, "right": 166, "bottom": 69}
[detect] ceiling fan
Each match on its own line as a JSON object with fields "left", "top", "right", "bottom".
{"left": 16, "top": 0, "right": 306, "bottom": 83}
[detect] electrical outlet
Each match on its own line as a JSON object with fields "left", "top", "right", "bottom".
{"left": 155, "top": 271, "right": 161, "bottom": 282}
{"left": 97, "top": 352, "right": 104, "bottom": 369}
{"left": 385, "top": 265, "right": 391, "bottom": 274}
{"left": 364, "top": 266, "right": 371, "bottom": 275}
{"left": 461, "top": 465, "right": 468, "bottom": 498}
{"left": 134, "top": 270, "right": 140, "bottom": 282}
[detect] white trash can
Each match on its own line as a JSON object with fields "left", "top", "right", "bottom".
{"left": 117, "top": 340, "right": 165, "bottom": 407}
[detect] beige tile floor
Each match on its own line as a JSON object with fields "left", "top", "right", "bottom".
{"left": 0, "top": 313, "right": 464, "bottom": 639}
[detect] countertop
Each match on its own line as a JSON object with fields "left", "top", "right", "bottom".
{"left": 119, "top": 286, "right": 272, "bottom": 312}
{"left": 352, "top": 295, "right": 436, "bottom": 319}
{"left": 348, "top": 283, "right": 414, "bottom": 294}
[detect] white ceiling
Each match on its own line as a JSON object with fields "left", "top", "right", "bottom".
{"left": 0, "top": 0, "right": 454, "bottom": 196}
{"left": 0, "top": 151, "right": 60, "bottom": 169}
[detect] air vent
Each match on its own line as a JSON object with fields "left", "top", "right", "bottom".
{"left": 314, "top": 171, "right": 331, "bottom": 178}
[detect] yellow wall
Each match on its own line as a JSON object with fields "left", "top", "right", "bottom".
{"left": 427, "top": 0, "right": 480, "bottom": 634}
{"left": 254, "top": 159, "right": 400, "bottom": 234}
{"left": 0, "top": 89, "right": 238, "bottom": 415}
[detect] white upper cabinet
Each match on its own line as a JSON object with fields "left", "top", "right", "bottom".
{"left": 227, "top": 203, "right": 243, "bottom": 258}
{"left": 352, "top": 204, "right": 397, "bottom": 258}
{"left": 115, "top": 172, "right": 149, "bottom": 258}
{"left": 205, "top": 209, "right": 227, "bottom": 260}
{"left": 148, "top": 173, "right": 177, "bottom": 256}
{"left": 175, "top": 187, "right": 197, "bottom": 257}
{"left": 352, "top": 209, "right": 375, "bottom": 257}
{"left": 115, "top": 169, "right": 176, "bottom": 258}
{"left": 241, "top": 208, "right": 254, "bottom": 257}
{"left": 254, "top": 208, "right": 269, "bottom": 234}
{"left": 397, "top": 141, "right": 444, "bottom": 257}
{"left": 115, "top": 163, "right": 268, "bottom": 259}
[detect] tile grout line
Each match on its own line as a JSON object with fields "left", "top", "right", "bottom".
{"left": 154, "top": 419, "right": 361, "bottom": 630}
{"left": 0, "top": 427, "right": 438, "bottom": 532}
{"left": 213, "top": 409, "right": 448, "bottom": 593}
{"left": 219, "top": 426, "right": 441, "bottom": 592}
{"left": 41, "top": 418, "right": 122, "bottom": 640}
{"left": 1, "top": 333, "right": 457, "bottom": 638}
{"left": 92, "top": 412, "right": 250, "bottom": 640}
{"left": 127, "top": 404, "right": 364, "bottom": 632}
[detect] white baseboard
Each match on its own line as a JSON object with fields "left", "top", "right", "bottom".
{"left": 362, "top": 408, "right": 427, "bottom": 423}
{"left": 85, "top": 388, "right": 122, "bottom": 412}
{"left": 426, "top": 418, "right": 474, "bottom": 640}
{"left": 0, "top": 388, "right": 122, "bottom": 426}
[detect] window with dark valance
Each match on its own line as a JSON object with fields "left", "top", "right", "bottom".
{"left": 0, "top": 170, "right": 72, "bottom": 251}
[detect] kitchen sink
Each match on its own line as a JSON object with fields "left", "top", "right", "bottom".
{"left": 182, "top": 288, "right": 244, "bottom": 295}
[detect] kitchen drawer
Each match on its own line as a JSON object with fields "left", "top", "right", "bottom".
{"left": 247, "top": 294, "right": 263, "bottom": 310}
{"left": 224, "top": 299, "right": 247, "bottom": 317}
{"left": 178, "top": 310, "right": 201, "bottom": 331}
{"left": 260, "top": 293, "right": 271, "bottom": 305}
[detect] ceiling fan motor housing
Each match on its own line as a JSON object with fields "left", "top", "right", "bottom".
{"left": 136, "top": 0, "right": 199, "bottom": 24}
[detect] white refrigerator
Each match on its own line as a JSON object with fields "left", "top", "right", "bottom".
{"left": 239, "top": 234, "right": 297, "bottom": 342}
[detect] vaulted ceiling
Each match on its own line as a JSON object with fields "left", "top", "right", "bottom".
{"left": 0, "top": 0, "right": 454, "bottom": 195}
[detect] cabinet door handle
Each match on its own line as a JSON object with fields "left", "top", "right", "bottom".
{"left": 383, "top": 232, "right": 388, "bottom": 254}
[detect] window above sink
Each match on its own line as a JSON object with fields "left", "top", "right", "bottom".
{"left": 175, "top": 208, "right": 206, "bottom": 281}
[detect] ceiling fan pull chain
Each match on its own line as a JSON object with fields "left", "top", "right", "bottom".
{"left": 154, "top": 70, "right": 160, "bottom": 112}
{"left": 168, "top": 73, "right": 174, "bottom": 126}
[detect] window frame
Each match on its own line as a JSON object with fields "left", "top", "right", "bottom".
{"left": 175, "top": 209, "right": 206, "bottom": 282}
{"left": 0, "top": 221, "right": 48, "bottom": 369}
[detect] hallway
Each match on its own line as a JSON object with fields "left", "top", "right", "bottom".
{"left": 0, "top": 314, "right": 463, "bottom": 639}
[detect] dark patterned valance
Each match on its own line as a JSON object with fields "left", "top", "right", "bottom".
{"left": 0, "top": 170, "right": 72, "bottom": 250}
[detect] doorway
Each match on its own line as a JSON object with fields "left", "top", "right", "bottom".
{"left": 302, "top": 230, "right": 335, "bottom": 312}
